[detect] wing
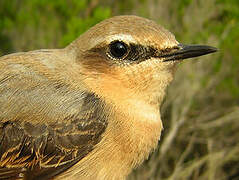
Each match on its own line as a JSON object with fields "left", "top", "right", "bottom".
{"left": 0, "top": 51, "right": 108, "bottom": 179}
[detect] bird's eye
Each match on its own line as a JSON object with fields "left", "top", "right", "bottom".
{"left": 109, "top": 41, "right": 128, "bottom": 59}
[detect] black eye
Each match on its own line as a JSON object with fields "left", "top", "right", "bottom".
{"left": 109, "top": 41, "right": 128, "bottom": 59}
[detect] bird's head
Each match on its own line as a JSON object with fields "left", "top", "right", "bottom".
{"left": 67, "top": 15, "right": 217, "bottom": 106}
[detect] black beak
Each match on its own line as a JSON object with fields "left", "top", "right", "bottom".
{"left": 161, "top": 44, "right": 218, "bottom": 62}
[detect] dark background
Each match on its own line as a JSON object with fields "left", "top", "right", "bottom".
{"left": 0, "top": 0, "right": 238, "bottom": 179}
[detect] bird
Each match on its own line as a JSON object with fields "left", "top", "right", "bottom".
{"left": 0, "top": 15, "right": 217, "bottom": 180}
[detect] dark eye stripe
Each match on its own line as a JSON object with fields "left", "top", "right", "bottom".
{"left": 87, "top": 43, "right": 178, "bottom": 64}
{"left": 126, "top": 43, "right": 157, "bottom": 62}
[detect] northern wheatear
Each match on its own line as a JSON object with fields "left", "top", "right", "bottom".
{"left": 0, "top": 16, "right": 217, "bottom": 180}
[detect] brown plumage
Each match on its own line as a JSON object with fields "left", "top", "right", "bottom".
{"left": 0, "top": 15, "right": 217, "bottom": 180}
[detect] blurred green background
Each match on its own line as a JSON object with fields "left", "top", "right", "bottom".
{"left": 0, "top": 0, "right": 238, "bottom": 179}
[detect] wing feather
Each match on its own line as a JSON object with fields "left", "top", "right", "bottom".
{"left": 0, "top": 52, "right": 108, "bottom": 179}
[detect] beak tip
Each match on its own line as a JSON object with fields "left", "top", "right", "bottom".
{"left": 208, "top": 46, "right": 218, "bottom": 53}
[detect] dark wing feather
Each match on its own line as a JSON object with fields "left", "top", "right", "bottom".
{"left": 0, "top": 52, "right": 108, "bottom": 179}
